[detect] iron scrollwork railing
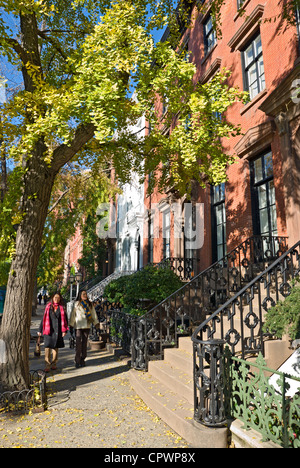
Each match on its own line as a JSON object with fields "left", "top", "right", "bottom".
{"left": 158, "top": 257, "right": 199, "bottom": 281}
{"left": 224, "top": 349, "right": 300, "bottom": 448}
{"left": 131, "top": 235, "right": 288, "bottom": 371}
{"left": 192, "top": 239, "right": 300, "bottom": 428}
{"left": 0, "top": 370, "right": 47, "bottom": 414}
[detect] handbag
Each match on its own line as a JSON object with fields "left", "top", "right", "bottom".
{"left": 34, "top": 335, "right": 41, "bottom": 357}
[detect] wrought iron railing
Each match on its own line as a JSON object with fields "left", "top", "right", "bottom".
{"left": 131, "top": 235, "right": 288, "bottom": 370}
{"left": 224, "top": 349, "right": 300, "bottom": 448}
{"left": 192, "top": 239, "right": 300, "bottom": 428}
{"left": 158, "top": 257, "right": 200, "bottom": 281}
{"left": 0, "top": 370, "right": 47, "bottom": 414}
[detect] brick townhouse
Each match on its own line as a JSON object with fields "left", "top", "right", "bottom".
{"left": 143, "top": 0, "right": 300, "bottom": 273}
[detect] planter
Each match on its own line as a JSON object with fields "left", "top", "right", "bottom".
{"left": 88, "top": 340, "right": 105, "bottom": 351}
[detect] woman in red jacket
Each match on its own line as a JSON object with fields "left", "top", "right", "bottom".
{"left": 38, "top": 292, "right": 68, "bottom": 372}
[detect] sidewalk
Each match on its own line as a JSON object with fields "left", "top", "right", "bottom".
{"left": 0, "top": 305, "right": 190, "bottom": 449}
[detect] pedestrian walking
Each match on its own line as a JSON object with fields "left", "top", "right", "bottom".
{"left": 38, "top": 292, "right": 69, "bottom": 372}
{"left": 69, "top": 290, "right": 100, "bottom": 368}
{"left": 38, "top": 293, "right": 42, "bottom": 305}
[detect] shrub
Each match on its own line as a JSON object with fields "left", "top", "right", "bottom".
{"left": 263, "top": 279, "right": 300, "bottom": 341}
{"left": 104, "top": 264, "right": 184, "bottom": 315}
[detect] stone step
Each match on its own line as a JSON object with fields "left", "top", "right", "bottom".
{"left": 128, "top": 368, "right": 228, "bottom": 448}
{"left": 163, "top": 347, "right": 194, "bottom": 374}
{"left": 148, "top": 359, "right": 194, "bottom": 405}
{"left": 178, "top": 336, "right": 193, "bottom": 354}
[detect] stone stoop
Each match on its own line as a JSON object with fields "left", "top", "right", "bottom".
{"left": 128, "top": 336, "right": 228, "bottom": 448}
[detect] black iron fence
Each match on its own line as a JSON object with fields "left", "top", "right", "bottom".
{"left": 192, "top": 239, "right": 300, "bottom": 428}
{"left": 0, "top": 370, "right": 47, "bottom": 414}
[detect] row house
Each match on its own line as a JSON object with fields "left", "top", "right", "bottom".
{"left": 142, "top": 0, "right": 300, "bottom": 274}
{"left": 67, "top": 0, "right": 300, "bottom": 285}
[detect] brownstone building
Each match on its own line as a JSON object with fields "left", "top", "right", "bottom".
{"left": 143, "top": 0, "right": 300, "bottom": 272}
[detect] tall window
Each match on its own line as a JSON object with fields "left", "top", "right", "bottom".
{"left": 211, "top": 183, "right": 226, "bottom": 262}
{"left": 250, "top": 151, "right": 278, "bottom": 237}
{"left": 163, "top": 210, "right": 170, "bottom": 258}
{"left": 148, "top": 215, "right": 153, "bottom": 263}
{"left": 204, "top": 15, "right": 217, "bottom": 55}
{"left": 242, "top": 34, "right": 265, "bottom": 100}
{"left": 296, "top": 6, "right": 300, "bottom": 46}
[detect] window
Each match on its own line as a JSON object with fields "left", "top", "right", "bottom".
{"left": 204, "top": 16, "right": 217, "bottom": 55}
{"left": 148, "top": 215, "right": 153, "bottom": 264}
{"left": 211, "top": 183, "right": 226, "bottom": 261}
{"left": 296, "top": 6, "right": 300, "bottom": 47}
{"left": 250, "top": 151, "right": 278, "bottom": 238}
{"left": 242, "top": 34, "right": 265, "bottom": 100}
{"left": 163, "top": 210, "right": 170, "bottom": 258}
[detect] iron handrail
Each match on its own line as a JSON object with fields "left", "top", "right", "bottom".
{"left": 191, "top": 239, "right": 300, "bottom": 346}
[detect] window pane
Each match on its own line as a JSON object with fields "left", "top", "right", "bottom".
{"left": 249, "top": 78, "right": 259, "bottom": 100}
{"left": 205, "top": 17, "right": 213, "bottom": 35}
{"left": 259, "top": 208, "right": 269, "bottom": 235}
{"left": 245, "top": 43, "right": 254, "bottom": 67}
{"left": 217, "top": 245, "right": 223, "bottom": 260}
{"left": 254, "top": 158, "right": 263, "bottom": 183}
{"left": 270, "top": 204, "right": 277, "bottom": 233}
{"left": 254, "top": 36, "right": 262, "bottom": 56}
{"left": 216, "top": 204, "right": 224, "bottom": 225}
{"left": 258, "top": 57, "right": 265, "bottom": 91}
{"left": 264, "top": 152, "right": 273, "bottom": 178}
{"left": 217, "top": 225, "right": 225, "bottom": 245}
{"left": 268, "top": 180, "right": 276, "bottom": 205}
{"left": 258, "top": 185, "right": 267, "bottom": 209}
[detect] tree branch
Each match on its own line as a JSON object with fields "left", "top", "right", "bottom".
{"left": 0, "top": 37, "right": 27, "bottom": 64}
{"left": 51, "top": 123, "right": 96, "bottom": 174}
{"left": 47, "top": 174, "right": 93, "bottom": 214}
{"left": 37, "top": 29, "right": 68, "bottom": 61}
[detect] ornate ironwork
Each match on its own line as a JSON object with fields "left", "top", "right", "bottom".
{"left": 0, "top": 370, "right": 47, "bottom": 414}
{"left": 158, "top": 257, "right": 199, "bottom": 280}
{"left": 224, "top": 349, "right": 300, "bottom": 448}
{"left": 192, "top": 240, "right": 300, "bottom": 428}
{"left": 110, "top": 309, "right": 133, "bottom": 353}
{"left": 131, "top": 235, "right": 287, "bottom": 370}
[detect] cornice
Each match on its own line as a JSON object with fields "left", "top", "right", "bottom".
{"left": 228, "top": 4, "right": 265, "bottom": 51}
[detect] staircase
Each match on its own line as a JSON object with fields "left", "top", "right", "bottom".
{"left": 128, "top": 236, "right": 300, "bottom": 447}
{"left": 129, "top": 336, "right": 228, "bottom": 448}
{"left": 87, "top": 269, "right": 135, "bottom": 302}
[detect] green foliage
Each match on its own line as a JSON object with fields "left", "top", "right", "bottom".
{"left": 0, "top": 260, "right": 11, "bottom": 286}
{"left": 263, "top": 279, "right": 300, "bottom": 341}
{"left": 36, "top": 170, "right": 113, "bottom": 288}
{"left": 104, "top": 264, "right": 184, "bottom": 315}
{"left": 78, "top": 213, "right": 107, "bottom": 279}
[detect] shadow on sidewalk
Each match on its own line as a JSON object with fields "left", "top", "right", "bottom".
{"left": 52, "top": 363, "right": 130, "bottom": 394}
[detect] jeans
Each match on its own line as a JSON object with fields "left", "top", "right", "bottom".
{"left": 75, "top": 329, "right": 90, "bottom": 366}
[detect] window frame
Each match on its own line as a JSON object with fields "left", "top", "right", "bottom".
{"left": 211, "top": 183, "right": 227, "bottom": 262}
{"left": 250, "top": 150, "right": 278, "bottom": 238}
{"left": 241, "top": 33, "right": 265, "bottom": 100}
{"left": 203, "top": 15, "right": 217, "bottom": 56}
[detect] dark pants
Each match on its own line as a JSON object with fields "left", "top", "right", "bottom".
{"left": 75, "top": 329, "right": 90, "bottom": 365}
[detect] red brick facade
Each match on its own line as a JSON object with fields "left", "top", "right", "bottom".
{"left": 143, "top": 0, "right": 300, "bottom": 271}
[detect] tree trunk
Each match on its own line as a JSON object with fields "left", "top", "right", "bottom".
{"left": 0, "top": 143, "right": 56, "bottom": 390}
